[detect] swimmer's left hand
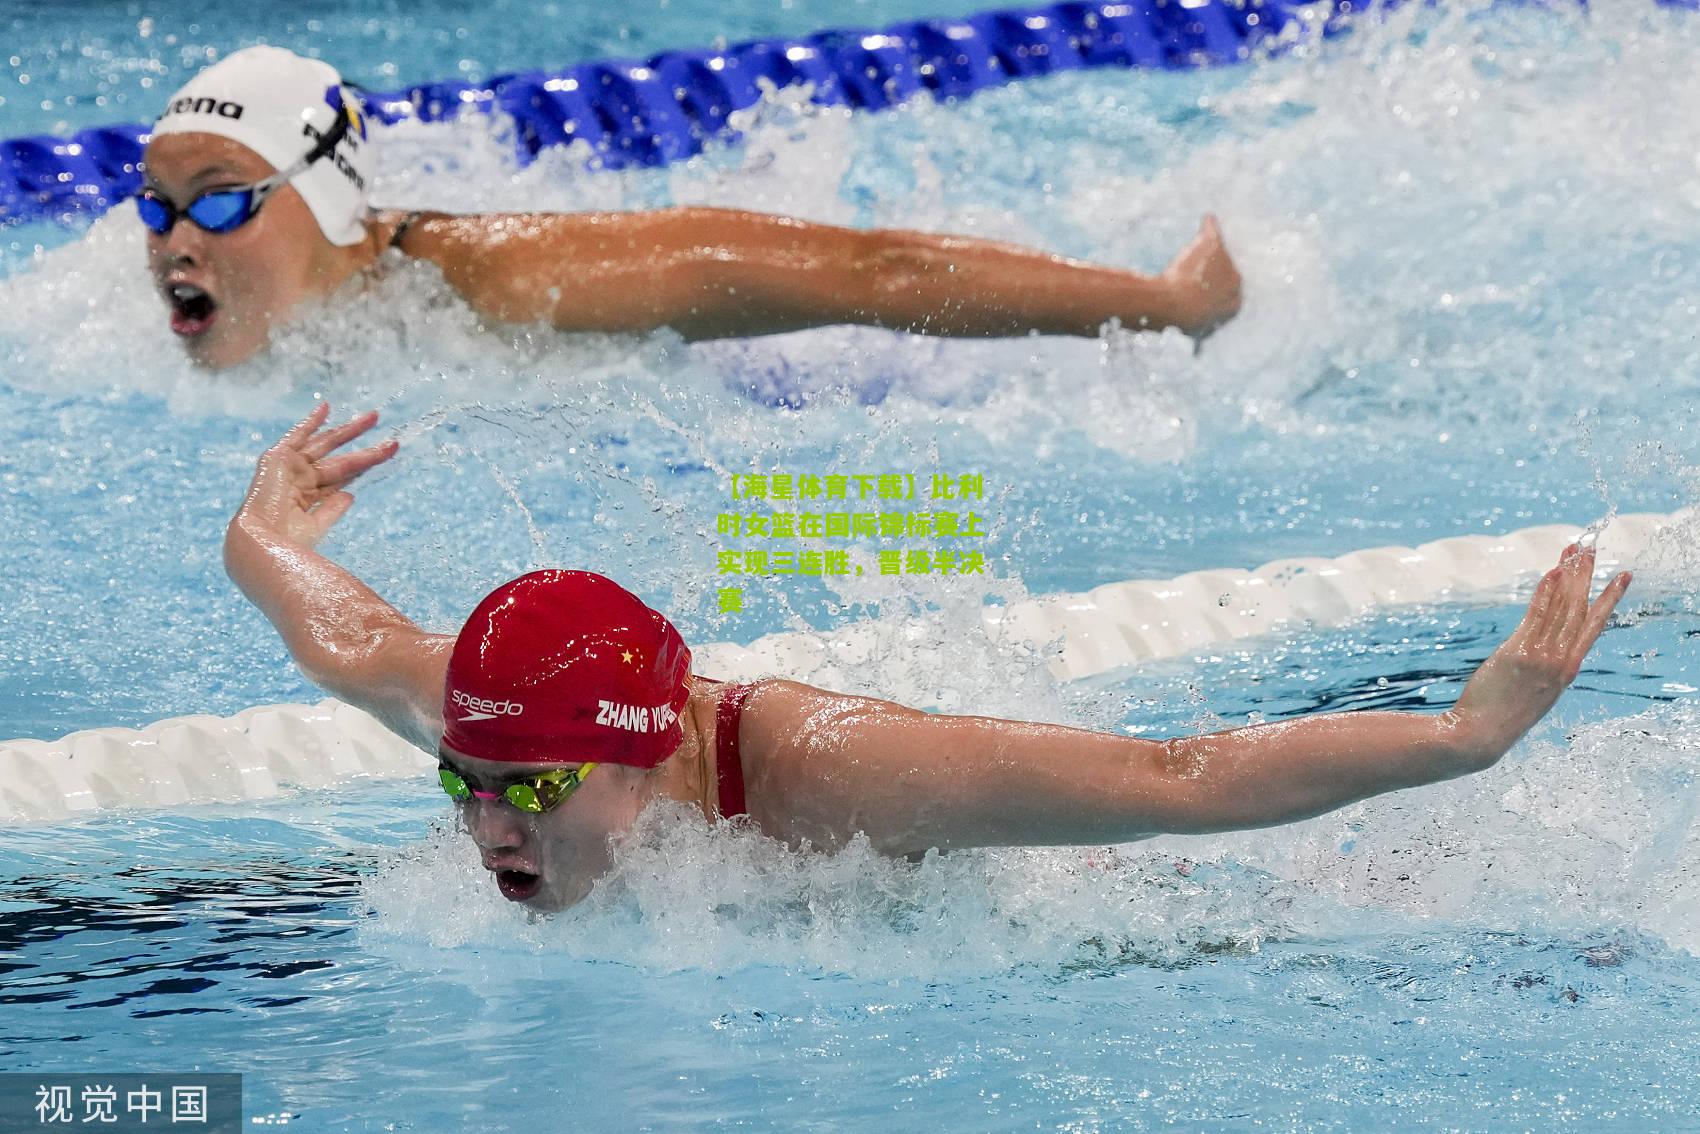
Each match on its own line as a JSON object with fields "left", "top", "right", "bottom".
{"left": 1446, "top": 542, "right": 1632, "bottom": 768}
{"left": 232, "top": 402, "right": 398, "bottom": 548}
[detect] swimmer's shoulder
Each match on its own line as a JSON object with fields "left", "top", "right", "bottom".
{"left": 735, "top": 679, "right": 918, "bottom": 778}
{"left": 693, "top": 678, "right": 807, "bottom": 772}
{"left": 370, "top": 210, "right": 562, "bottom": 293}
{"left": 375, "top": 209, "right": 454, "bottom": 258}
{"left": 375, "top": 209, "right": 627, "bottom": 260}
{"left": 732, "top": 679, "right": 926, "bottom": 852}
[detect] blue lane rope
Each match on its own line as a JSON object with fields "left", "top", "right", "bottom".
{"left": 4, "top": 0, "right": 1687, "bottom": 228}
{"left": 0, "top": 0, "right": 1330, "bottom": 227}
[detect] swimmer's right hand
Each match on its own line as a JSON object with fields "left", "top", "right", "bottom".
{"left": 230, "top": 402, "right": 398, "bottom": 549}
{"left": 1444, "top": 542, "right": 1631, "bottom": 769}
{"left": 1160, "top": 214, "right": 1242, "bottom": 340}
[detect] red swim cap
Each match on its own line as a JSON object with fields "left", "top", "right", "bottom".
{"left": 441, "top": 570, "right": 693, "bottom": 767}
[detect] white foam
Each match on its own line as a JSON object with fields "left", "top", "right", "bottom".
{"left": 358, "top": 802, "right": 1302, "bottom": 977}
{"left": 1150, "top": 698, "right": 1700, "bottom": 955}
{"left": 360, "top": 697, "right": 1700, "bottom": 973}
{"left": 4, "top": 0, "right": 1699, "bottom": 972}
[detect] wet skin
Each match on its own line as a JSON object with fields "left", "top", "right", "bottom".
{"left": 229, "top": 407, "right": 1633, "bottom": 916}
{"left": 143, "top": 132, "right": 1241, "bottom": 370}
{"left": 142, "top": 133, "right": 374, "bottom": 368}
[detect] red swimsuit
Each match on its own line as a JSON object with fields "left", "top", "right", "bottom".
{"left": 714, "top": 682, "right": 755, "bottom": 820}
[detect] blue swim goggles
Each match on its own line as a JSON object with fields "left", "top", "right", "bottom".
{"left": 135, "top": 86, "right": 359, "bottom": 236}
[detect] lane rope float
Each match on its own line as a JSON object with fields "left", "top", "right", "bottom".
{"left": 4, "top": 508, "right": 1682, "bottom": 824}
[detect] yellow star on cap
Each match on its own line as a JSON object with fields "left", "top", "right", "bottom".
{"left": 621, "top": 649, "right": 635, "bottom": 665}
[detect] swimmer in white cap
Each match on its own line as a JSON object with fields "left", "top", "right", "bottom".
{"left": 142, "top": 46, "right": 1243, "bottom": 369}
{"left": 226, "top": 404, "right": 1631, "bottom": 911}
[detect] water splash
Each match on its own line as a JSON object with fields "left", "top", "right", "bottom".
{"left": 362, "top": 694, "right": 1698, "bottom": 976}
{"left": 1154, "top": 699, "right": 1700, "bottom": 954}
{"left": 5, "top": 1, "right": 1700, "bottom": 961}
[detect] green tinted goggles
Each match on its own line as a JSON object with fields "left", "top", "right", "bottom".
{"left": 437, "top": 762, "right": 597, "bottom": 814}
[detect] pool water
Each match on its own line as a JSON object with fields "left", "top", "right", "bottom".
{"left": 4, "top": 0, "right": 1700, "bottom": 1128}
{"left": 0, "top": 0, "right": 964, "bottom": 138}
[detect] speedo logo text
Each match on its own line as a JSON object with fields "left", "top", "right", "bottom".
{"left": 452, "top": 690, "right": 524, "bottom": 721}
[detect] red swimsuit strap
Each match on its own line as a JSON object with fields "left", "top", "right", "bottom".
{"left": 715, "top": 682, "right": 755, "bottom": 820}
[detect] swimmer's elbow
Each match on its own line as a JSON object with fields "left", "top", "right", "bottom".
{"left": 862, "top": 231, "right": 929, "bottom": 284}
{"left": 1123, "top": 739, "right": 1257, "bottom": 836}
{"left": 293, "top": 632, "right": 374, "bottom": 696}
{"left": 294, "top": 621, "right": 416, "bottom": 703}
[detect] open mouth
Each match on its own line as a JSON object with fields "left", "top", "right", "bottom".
{"left": 494, "top": 869, "right": 543, "bottom": 902}
{"left": 166, "top": 282, "right": 220, "bottom": 337}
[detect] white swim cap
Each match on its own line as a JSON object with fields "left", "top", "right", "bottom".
{"left": 151, "top": 46, "right": 372, "bottom": 246}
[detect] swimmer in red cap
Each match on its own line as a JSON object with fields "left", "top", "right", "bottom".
{"left": 227, "top": 405, "right": 1632, "bottom": 910}
{"left": 142, "top": 47, "right": 1240, "bottom": 370}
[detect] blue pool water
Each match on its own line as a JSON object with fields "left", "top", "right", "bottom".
{"left": 0, "top": 0, "right": 962, "bottom": 137}
{"left": 4, "top": 0, "right": 1700, "bottom": 1129}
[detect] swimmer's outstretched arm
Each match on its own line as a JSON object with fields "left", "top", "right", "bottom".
{"left": 744, "top": 547, "right": 1630, "bottom": 855}
{"left": 390, "top": 208, "right": 1241, "bottom": 342}
{"left": 223, "top": 404, "right": 449, "bottom": 751}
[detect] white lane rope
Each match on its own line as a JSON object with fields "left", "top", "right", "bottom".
{"left": 3, "top": 509, "right": 1684, "bottom": 824}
